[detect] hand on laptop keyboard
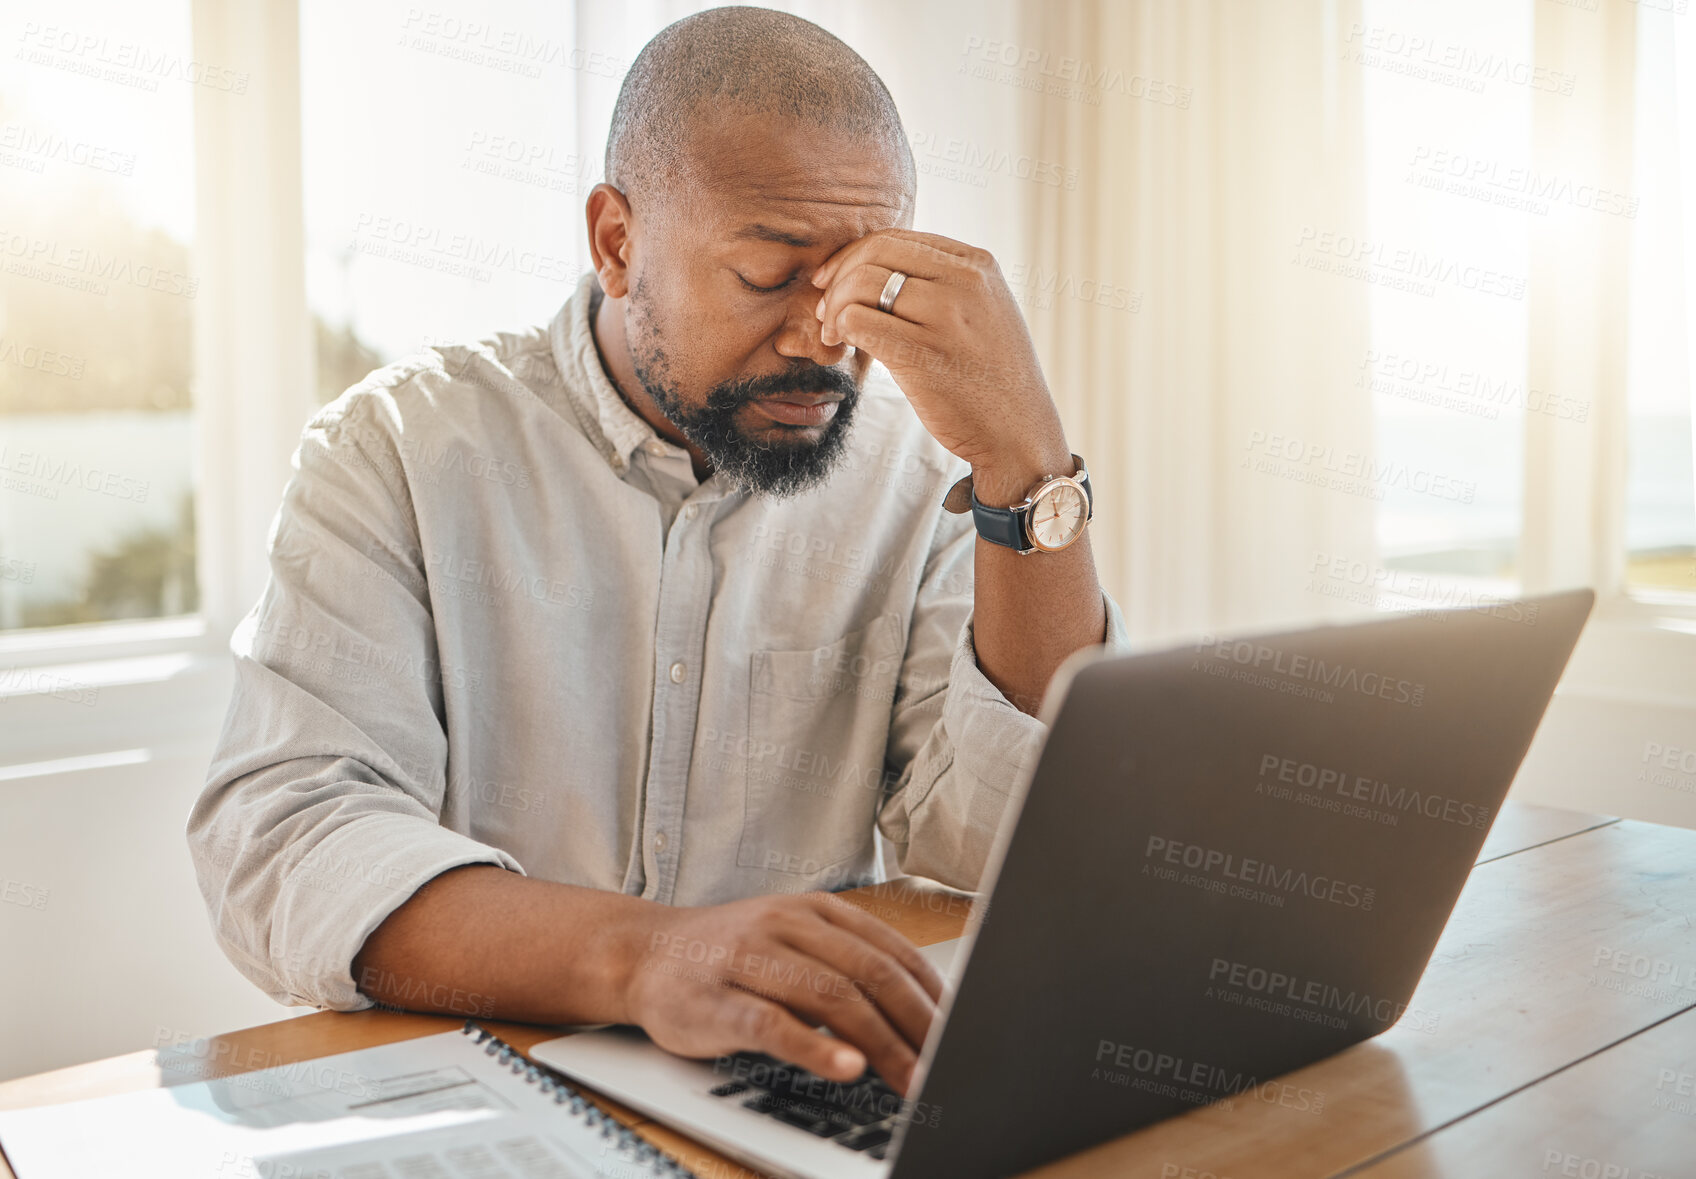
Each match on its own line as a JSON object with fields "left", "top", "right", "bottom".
{"left": 623, "top": 891, "right": 945, "bottom": 1094}
{"left": 708, "top": 1051, "right": 911, "bottom": 1158}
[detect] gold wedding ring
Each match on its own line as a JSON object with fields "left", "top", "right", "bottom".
{"left": 877, "top": 270, "right": 908, "bottom": 315}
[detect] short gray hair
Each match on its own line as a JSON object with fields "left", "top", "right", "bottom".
{"left": 605, "top": 6, "right": 914, "bottom": 211}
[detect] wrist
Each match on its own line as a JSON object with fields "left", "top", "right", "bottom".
{"left": 969, "top": 445, "right": 1075, "bottom": 508}
{"left": 608, "top": 895, "right": 666, "bottom": 1026}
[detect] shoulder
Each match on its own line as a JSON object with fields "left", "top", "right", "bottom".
{"left": 304, "top": 325, "right": 558, "bottom": 452}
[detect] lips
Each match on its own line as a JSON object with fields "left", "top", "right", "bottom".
{"left": 751, "top": 393, "right": 844, "bottom": 428}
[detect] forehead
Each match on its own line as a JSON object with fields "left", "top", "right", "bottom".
{"left": 678, "top": 113, "right": 913, "bottom": 245}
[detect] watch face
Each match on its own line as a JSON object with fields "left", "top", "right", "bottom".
{"left": 1027, "top": 479, "right": 1089, "bottom": 551}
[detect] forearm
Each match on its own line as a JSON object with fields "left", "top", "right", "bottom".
{"left": 351, "top": 864, "right": 657, "bottom": 1025}
{"left": 969, "top": 443, "right": 1109, "bottom": 715}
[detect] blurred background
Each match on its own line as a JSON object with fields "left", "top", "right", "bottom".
{"left": 1, "top": 0, "right": 1693, "bottom": 1081}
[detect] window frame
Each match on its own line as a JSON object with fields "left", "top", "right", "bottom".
{"left": 0, "top": 0, "right": 309, "bottom": 758}
{"left": 5, "top": 0, "right": 1695, "bottom": 761}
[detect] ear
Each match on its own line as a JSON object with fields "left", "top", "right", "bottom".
{"left": 585, "top": 183, "right": 636, "bottom": 299}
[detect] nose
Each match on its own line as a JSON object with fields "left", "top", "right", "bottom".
{"left": 774, "top": 286, "right": 851, "bottom": 368}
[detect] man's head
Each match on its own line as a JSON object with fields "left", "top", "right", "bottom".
{"left": 587, "top": 6, "right": 916, "bottom": 497}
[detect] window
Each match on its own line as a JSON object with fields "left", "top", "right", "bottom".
{"left": 299, "top": 0, "right": 594, "bottom": 402}
{"left": 1359, "top": 0, "right": 1534, "bottom": 598}
{"left": 0, "top": 0, "right": 200, "bottom": 632}
{"left": 1625, "top": 6, "right": 1696, "bottom": 595}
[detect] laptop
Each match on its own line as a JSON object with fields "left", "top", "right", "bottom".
{"left": 531, "top": 589, "right": 1594, "bottom": 1178}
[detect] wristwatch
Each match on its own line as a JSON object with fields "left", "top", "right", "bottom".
{"left": 942, "top": 453, "right": 1094, "bottom": 553}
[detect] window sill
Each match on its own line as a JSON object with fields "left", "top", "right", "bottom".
{"left": 0, "top": 615, "right": 219, "bottom": 670}
{"left": 1556, "top": 597, "right": 1696, "bottom": 710}
{"left": 0, "top": 642, "right": 232, "bottom": 769}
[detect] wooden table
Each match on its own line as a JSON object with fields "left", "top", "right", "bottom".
{"left": 3, "top": 800, "right": 1692, "bottom": 1178}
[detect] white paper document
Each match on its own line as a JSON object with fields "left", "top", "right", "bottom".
{"left": 0, "top": 1029, "right": 683, "bottom": 1178}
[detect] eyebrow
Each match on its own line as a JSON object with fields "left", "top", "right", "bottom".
{"left": 731, "top": 223, "right": 816, "bottom": 247}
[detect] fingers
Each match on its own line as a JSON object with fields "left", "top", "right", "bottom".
{"left": 807, "top": 892, "right": 949, "bottom": 1004}
{"left": 717, "top": 990, "right": 870, "bottom": 1083}
{"left": 727, "top": 943, "right": 922, "bottom": 1093}
{"left": 630, "top": 895, "right": 956, "bottom": 1098}
{"left": 811, "top": 228, "right": 977, "bottom": 291}
{"left": 827, "top": 301, "right": 935, "bottom": 370}
{"left": 815, "top": 271, "right": 939, "bottom": 349}
{"left": 815, "top": 266, "right": 947, "bottom": 343}
{"left": 775, "top": 920, "right": 937, "bottom": 1087}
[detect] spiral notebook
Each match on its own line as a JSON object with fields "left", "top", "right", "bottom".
{"left": 0, "top": 1022, "right": 693, "bottom": 1179}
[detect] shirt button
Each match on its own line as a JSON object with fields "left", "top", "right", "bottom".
{"left": 683, "top": 504, "right": 699, "bottom": 520}
{"left": 654, "top": 831, "right": 668, "bottom": 852}
{"left": 644, "top": 440, "right": 666, "bottom": 456}
{"left": 669, "top": 661, "right": 687, "bottom": 683}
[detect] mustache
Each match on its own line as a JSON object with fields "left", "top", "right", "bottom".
{"left": 705, "top": 365, "right": 860, "bottom": 409}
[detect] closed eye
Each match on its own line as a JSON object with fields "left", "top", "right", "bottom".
{"left": 736, "top": 272, "right": 795, "bottom": 293}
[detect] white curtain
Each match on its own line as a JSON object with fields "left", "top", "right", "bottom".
{"left": 1012, "top": 0, "right": 1374, "bottom": 643}
{"left": 1523, "top": 0, "right": 1637, "bottom": 594}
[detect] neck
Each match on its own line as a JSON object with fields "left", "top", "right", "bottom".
{"left": 588, "top": 282, "right": 712, "bottom": 479}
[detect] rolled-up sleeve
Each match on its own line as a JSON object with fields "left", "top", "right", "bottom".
{"left": 877, "top": 510, "right": 1131, "bottom": 891}
{"left": 186, "top": 387, "right": 522, "bottom": 1011}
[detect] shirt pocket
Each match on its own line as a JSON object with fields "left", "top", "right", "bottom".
{"left": 737, "top": 611, "right": 907, "bottom": 875}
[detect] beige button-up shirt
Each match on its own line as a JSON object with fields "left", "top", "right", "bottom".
{"left": 188, "top": 271, "right": 1130, "bottom": 1010}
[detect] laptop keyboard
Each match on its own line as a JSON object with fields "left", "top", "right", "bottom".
{"left": 706, "top": 1052, "right": 907, "bottom": 1160}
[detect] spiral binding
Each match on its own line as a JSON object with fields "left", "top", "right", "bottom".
{"left": 459, "top": 1021, "right": 696, "bottom": 1178}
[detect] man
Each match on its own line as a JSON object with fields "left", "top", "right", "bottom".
{"left": 189, "top": 6, "right": 1128, "bottom": 1098}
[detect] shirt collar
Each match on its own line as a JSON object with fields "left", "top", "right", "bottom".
{"left": 549, "top": 270, "right": 674, "bottom": 474}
